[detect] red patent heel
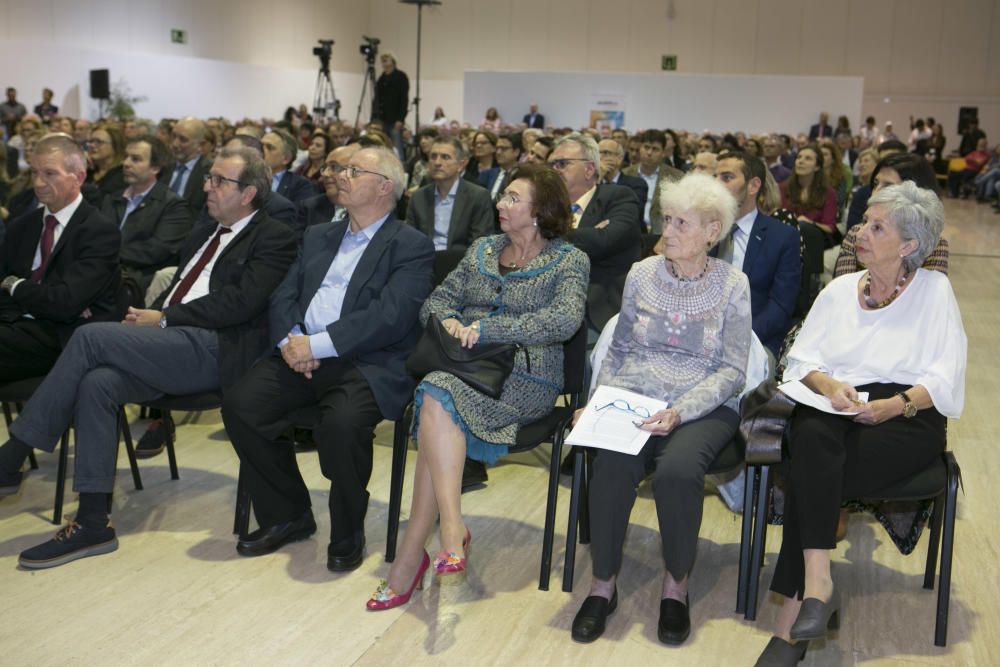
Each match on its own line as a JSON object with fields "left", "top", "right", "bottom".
{"left": 366, "top": 551, "right": 430, "bottom": 611}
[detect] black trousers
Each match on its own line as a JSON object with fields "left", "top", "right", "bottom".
{"left": 588, "top": 405, "right": 739, "bottom": 580}
{"left": 0, "top": 319, "right": 62, "bottom": 382}
{"left": 770, "top": 382, "right": 946, "bottom": 598}
{"left": 222, "top": 355, "right": 383, "bottom": 545}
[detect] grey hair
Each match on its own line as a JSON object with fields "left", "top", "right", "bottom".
{"left": 362, "top": 146, "right": 406, "bottom": 202}
{"left": 522, "top": 128, "right": 543, "bottom": 142}
{"left": 659, "top": 172, "right": 738, "bottom": 245}
{"left": 218, "top": 145, "right": 271, "bottom": 209}
{"left": 554, "top": 132, "right": 600, "bottom": 181}
{"left": 601, "top": 140, "right": 624, "bottom": 156}
{"left": 33, "top": 133, "right": 87, "bottom": 175}
{"left": 432, "top": 135, "right": 468, "bottom": 162}
{"left": 268, "top": 128, "right": 299, "bottom": 164}
{"left": 867, "top": 181, "right": 944, "bottom": 273}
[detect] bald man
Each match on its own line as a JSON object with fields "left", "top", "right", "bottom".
{"left": 165, "top": 117, "right": 213, "bottom": 216}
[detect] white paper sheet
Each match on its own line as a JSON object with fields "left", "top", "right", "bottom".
{"left": 565, "top": 385, "right": 669, "bottom": 455}
{"left": 778, "top": 380, "right": 869, "bottom": 415}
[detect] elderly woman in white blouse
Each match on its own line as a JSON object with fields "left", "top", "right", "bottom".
{"left": 756, "top": 181, "right": 967, "bottom": 666}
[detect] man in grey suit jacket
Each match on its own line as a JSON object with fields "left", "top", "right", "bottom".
{"left": 223, "top": 147, "right": 435, "bottom": 570}
{"left": 623, "top": 129, "right": 684, "bottom": 232}
{"left": 406, "top": 137, "right": 495, "bottom": 252}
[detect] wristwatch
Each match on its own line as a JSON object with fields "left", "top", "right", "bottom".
{"left": 159, "top": 314, "right": 168, "bottom": 329}
{"left": 896, "top": 391, "right": 917, "bottom": 418}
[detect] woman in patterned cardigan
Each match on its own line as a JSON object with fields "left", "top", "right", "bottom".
{"left": 368, "top": 163, "right": 590, "bottom": 610}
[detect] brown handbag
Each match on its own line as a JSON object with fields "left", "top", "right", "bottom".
{"left": 739, "top": 379, "right": 795, "bottom": 465}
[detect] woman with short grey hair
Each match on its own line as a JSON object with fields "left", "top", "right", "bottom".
{"left": 755, "top": 181, "right": 966, "bottom": 665}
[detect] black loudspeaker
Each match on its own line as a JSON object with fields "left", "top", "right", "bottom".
{"left": 90, "top": 69, "right": 110, "bottom": 100}
{"left": 958, "top": 107, "right": 978, "bottom": 134}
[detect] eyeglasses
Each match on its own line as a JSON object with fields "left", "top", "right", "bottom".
{"left": 549, "top": 158, "right": 590, "bottom": 171}
{"left": 320, "top": 162, "right": 346, "bottom": 175}
{"left": 203, "top": 173, "right": 244, "bottom": 188}
{"left": 595, "top": 399, "right": 651, "bottom": 419}
{"left": 343, "top": 165, "right": 388, "bottom": 180}
{"left": 497, "top": 192, "right": 533, "bottom": 206}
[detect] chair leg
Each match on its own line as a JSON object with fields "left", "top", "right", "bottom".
{"left": 164, "top": 410, "right": 179, "bottom": 480}
{"left": 52, "top": 430, "right": 70, "bottom": 525}
{"left": 538, "top": 430, "right": 565, "bottom": 592}
{"left": 119, "top": 407, "right": 143, "bottom": 490}
{"left": 736, "top": 464, "right": 756, "bottom": 615}
{"left": 934, "top": 453, "right": 960, "bottom": 647}
{"left": 578, "top": 449, "right": 591, "bottom": 545}
{"left": 923, "top": 495, "right": 944, "bottom": 590}
{"left": 385, "top": 415, "right": 410, "bottom": 563}
{"left": 234, "top": 465, "right": 252, "bottom": 539}
{"left": 562, "top": 446, "right": 586, "bottom": 593}
{"left": 745, "top": 464, "right": 771, "bottom": 621}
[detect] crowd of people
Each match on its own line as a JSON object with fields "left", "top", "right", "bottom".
{"left": 0, "top": 79, "right": 970, "bottom": 664}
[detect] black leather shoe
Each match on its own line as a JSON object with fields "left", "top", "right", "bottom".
{"left": 789, "top": 587, "right": 840, "bottom": 641}
{"left": 461, "top": 458, "right": 488, "bottom": 492}
{"left": 754, "top": 636, "right": 808, "bottom": 666}
{"left": 236, "top": 511, "right": 316, "bottom": 557}
{"left": 135, "top": 416, "right": 175, "bottom": 459}
{"left": 327, "top": 533, "right": 365, "bottom": 572}
{"left": 657, "top": 595, "right": 690, "bottom": 645}
{"left": 0, "top": 468, "right": 23, "bottom": 497}
{"left": 571, "top": 589, "right": 617, "bottom": 643}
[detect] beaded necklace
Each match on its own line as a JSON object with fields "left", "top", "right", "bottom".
{"left": 863, "top": 270, "right": 909, "bottom": 309}
{"left": 668, "top": 257, "right": 709, "bottom": 282}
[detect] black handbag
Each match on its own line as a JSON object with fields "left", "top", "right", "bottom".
{"left": 405, "top": 318, "right": 527, "bottom": 399}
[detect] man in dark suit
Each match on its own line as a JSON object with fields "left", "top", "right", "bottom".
{"left": 714, "top": 150, "right": 800, "bottom": 358}
{"left": 523, "top": 103, "right": 545, "bottom": 129}
{"left": 623, "top": 129, "right": 683, "bottom": 232}
{"left": 808, "top": 112, "right": 833, "bottom": 141}
{"left": 551, "top": 133, "right": 641, "bottom": 333}
{"left": 262, "top": 129, "right": 318, "bottom": 205}
{"left": 0, "top": 134, "right": 121, "bottom": 382}
{"left": 763, "top": 135, "right": 792, "bottom": 183}
{"left": 0, "top": 146, "right": 297, "bottom": 568}
{"left": 294, "top": 144, "right": 359, "bottom": 239}
{"left": 598, "top": 138, "right": 648, "bottom": 210}
{"left": 101, "top": 136, "right": 192, "bottom": 295}
{"left": 165, "top": 117, "right": 212, "bottom": 217}
{"left": 835, "top": 130, "right": 858, "bottom": 169}
{"left": 406, "top": 137, "right": 495, "bottom": 252}
{"left": 222, "top": 146, "right": 434, "bottom": 570}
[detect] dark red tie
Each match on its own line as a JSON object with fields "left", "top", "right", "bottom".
{"left": 167, "top": 227, "right": 231, "bottom": 306}
{"left": 30, "top": 215, "right": 59, "bottom": 283}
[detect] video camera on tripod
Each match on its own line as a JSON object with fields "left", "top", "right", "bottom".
{"left": 311, "top": 39, "right": 339, "bottom": 121}
{"left": 359, "top": 36, "right": 380, "bottom": 63}
{"left": 313, "top": 39, "right": 334, "bottom": 74}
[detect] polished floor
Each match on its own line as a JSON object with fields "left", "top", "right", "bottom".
{"left": 1, "top": 199, "right": 998, "bottom": 666}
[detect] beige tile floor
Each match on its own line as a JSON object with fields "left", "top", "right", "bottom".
{"left": 1, "top": 199, "right": 998, "bottom": 666}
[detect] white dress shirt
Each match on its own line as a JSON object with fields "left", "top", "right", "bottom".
{"left": 163, "top": 213, "right": 254, "bottom": 305}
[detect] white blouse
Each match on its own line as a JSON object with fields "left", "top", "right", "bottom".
{"left": 784, "top": 268, "right": 967, "bottom": 418}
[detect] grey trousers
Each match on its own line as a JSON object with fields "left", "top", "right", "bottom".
{"left": 588, "top": 405, "right": 739, "bottom": 580}
{"left": 10, "top": 322, "right": 220, "bottom": 494}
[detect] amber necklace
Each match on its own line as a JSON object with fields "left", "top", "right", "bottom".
{"left": 863, "top": 269, "right": 909, "bottom": 309}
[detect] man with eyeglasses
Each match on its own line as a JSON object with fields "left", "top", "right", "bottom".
{"left": 598, "top": 138, "right": 648, "bottom": 208}
{"left": 222, "top": 146, "right": 434, "bottom": 570}
{"left": 294, "top": 144, "right": 360, "bottom": 237}
{"left": 550, "top": 132, "right": 640, "bottom": 334}
{"left": 406, "top": 136, "right": 495, "bottom": 253}
{"left": 0, "top": 146, "right": 297, "bottom": 568}
{"left": 623, "top": 129, "right": 683, "bottom": 233}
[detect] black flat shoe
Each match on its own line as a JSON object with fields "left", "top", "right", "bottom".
{"left": 789, "top": 587, "right": 840, "bottom": 641}
{"left": 0, "top": 469, "right": 23, "bottom": 497}
{"left": 236, "top": 511, "right": 316, "bottom": 557}
{"left": 135, "top": 417, "right": 175, "bottom": 459}
{"left": 754, "top": 636, "right": 808, "bottom": 666}
{"left": 571, "top": 589, "right": 618, "bottom": 643}
{"left": 327, "top": 533, "right": 366, "bottom": 572}
{"left": 657, "top": 595, "right": 690, "bottom": 645}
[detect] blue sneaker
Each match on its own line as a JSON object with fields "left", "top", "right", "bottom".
{"left": 19, "top": 520, "right": 118, "bottom": 569}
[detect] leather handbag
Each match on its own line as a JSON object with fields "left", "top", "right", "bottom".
{"left": 739, "top": 378, "right": 795, "bottom": 465}
{"left": 405, "top": 318, "right": 527, "bottom": 399}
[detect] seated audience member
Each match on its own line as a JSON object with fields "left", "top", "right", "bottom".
{"left": 368, "top": 163, "right": 588, "bottom": 611}
{"left": 294, "top": 144, "right": 360, "bottom": 236}
{"left": 406, "top": 127, "right": 438, "bottom": 195}
{"left": 623, "top": 129, "right": 683, "bottom": 232}
{"left": 222, "top": 147, "right": 435, "bottom": 568}
{"left": 520, "top": 128, "right": 543, "bottom": 160}
{"left": 714, "top": 150, "right": 801, "bottom": 358}
{"left": 853, "top": 149, "right": 878, "bottom": 190}
{"left": 834, "top": 130, "right": 857, "bottom": 170}
{"left": 779, "top": 144, "right": 838, "bottom": 245}
{"left": 262, "top": 129, "right": 317, "bottom": 204}
{"left": 835, "top": 153, "right": 947, "bottom": 278}
{"left": 763, "top": 136, "right": 792, "bottom": 183}
{"left": 808, "top": 112, "right": 833, "bottom": 140}
{"left": 756, "top": 183, "right": 965, "bottom": 665}
{"left": 598, "top": 139, "right": 647, "bottom": 207}
{"left": 691, "top": 151, "right": 718, "bottom": 175}
{"left": 524, "top": 135, "right": 554, "bottom": 164}
{"left": 481, "top": 106, "right": 503, "bottom": 132}
{"left": 858, "top": 116, "right": 878, "bottom": 149}
{"left": 490, "top": 132, "right": 522, "bottom": 200}
{"left": 166, "top": 117, "right": 213, "bottom": 216}
{"left": 550, "top": 132, "right": 641, "bottom": 333}
{"left": 101, "top": 136, "right": 192, "bottom": 295}
{"left": 3, "top": 131, "right": 44, "bottom": 220}
{"left": 0, "top": 134, "right": 120, "bottom": 383}
{"left": 85, "top": 125, "right": 127, "bottom": 203}
{"left": 974, "top": 144, "right": 1000, "bottom": 202}
{"left": 571, "top": 173, "right": 750, "bottom": 646}
{"left": 406, "top": 136, "right": 495, "bottom": 252}
{"left": 73, "top": 118, "right": 92, "bottom": 144}
{"left": 844, "top": 139, "right": 906, "bottom": 232}
{"left": 0, "top": 146, "right": 296, "bottom": 568}
{"left": 948, "top": 137, "right": 990, "bottom": 198}
{"left": 818, "top": 139, "right": 853, "bottom": 219}
{"left": 296, "top": 132, "right": 334, "bottom": 186}
{"left": 467, "top": 130, "right": 500, "bottom": 189}
{"left": 664, "top": 129, "right": 686, "bottom": 171}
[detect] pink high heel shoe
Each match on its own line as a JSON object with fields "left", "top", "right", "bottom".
{"left": 366, "top": 551, "right": 430, "bottom": 611}
{"left": 433, "top": 527, "right": 471, "bottom": 578}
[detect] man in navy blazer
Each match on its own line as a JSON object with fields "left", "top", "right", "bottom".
{"left": 714, "top": 150, "right": 800, "bottom": 357}
{"left": 262, "top": 129, "right": 318, "bottom": 205}
{"left": 222, "top": 146, "right": 435, "bottom": 570}
{"left": 523, "top": 103, "right": 545, "bottom": 129}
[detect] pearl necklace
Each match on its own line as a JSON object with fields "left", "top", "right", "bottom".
{"left": 863, "top": 270, "right": 909, "bottom": 309}
{"left": 668, "top": 257, "right": 709, "bottom": 282}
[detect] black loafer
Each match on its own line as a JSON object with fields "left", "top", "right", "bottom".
{"left": 327, "top": 533, "right": 365, "bottom": 572}
{"left": 236, "top": 511, "right": 316, "bottom": 557}
{"left": 657, "top": 595, "right": 690, "bottom": 645}
{"left": 571, "top": 589, "right": 618, "bottom": 643}
{"left": 754, "top": 636, "right": 808, "bottom": 666}
{"left": 135, "top": 417, "right": 175, "bottom": 459}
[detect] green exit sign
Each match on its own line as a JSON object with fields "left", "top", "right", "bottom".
{"left": 661, "top": 54, "right": 677, "bottom": 71}
{"left": 171, "top": 29, "right": 187, "bottom": 44}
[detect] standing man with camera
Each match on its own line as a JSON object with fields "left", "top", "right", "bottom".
{"left": 373, "top": 50, "right": 409, "bottom": 159}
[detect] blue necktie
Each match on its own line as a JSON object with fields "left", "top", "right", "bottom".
{"left": 170, "top": 163, "right": 188, "bottom": 195}
{"left": 571, "top": 204, "right": 582, "bottom": 214}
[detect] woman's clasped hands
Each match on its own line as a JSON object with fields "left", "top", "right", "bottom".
{"left": 442, "top": 317, "right": 481, "bottom": 349}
